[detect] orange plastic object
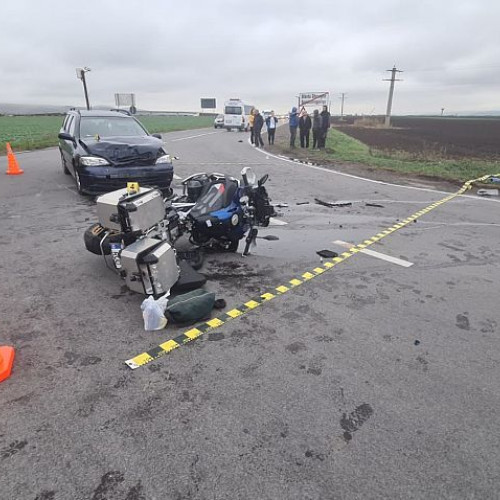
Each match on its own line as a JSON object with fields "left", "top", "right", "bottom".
{"left": 0, "top": 346, "right": 15, "bottom": 383}
{"left": 6, "top": 142, "right": 24, "bottom": 175}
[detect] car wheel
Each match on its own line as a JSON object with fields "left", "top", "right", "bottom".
{"left": 60, "top": 151, "right": 70, "bottom": 175}
{"left": 75, "top": 169, "right": 85, "bottom": 195}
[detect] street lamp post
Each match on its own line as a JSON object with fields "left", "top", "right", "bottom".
{"left": 76, "top": 67, "right": 91, "bottom": 110}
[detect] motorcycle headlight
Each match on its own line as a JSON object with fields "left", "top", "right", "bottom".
{"left": 231, "top": 213, "right": 239, "bottom": 226}
{"left": 80, "top": 156, "right": 110, "bottom": 166}
{"left": 155, "top": 154, "right": 172, "bottom": 164}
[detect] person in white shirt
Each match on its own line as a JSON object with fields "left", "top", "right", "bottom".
{"left": 265, "top": 111, "right": 278, "bottom": 145}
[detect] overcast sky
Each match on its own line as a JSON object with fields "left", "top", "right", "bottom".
{"left": 2, "top": 0, "right": 499, "bottom": 115}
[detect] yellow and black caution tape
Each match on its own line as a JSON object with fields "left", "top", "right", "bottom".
{"left": 125, "top": 174, "right": 498, "bottom": 369}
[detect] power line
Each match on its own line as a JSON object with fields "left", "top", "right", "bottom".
{"left": 406, "top": 64, "right": 500, "bottom": 73}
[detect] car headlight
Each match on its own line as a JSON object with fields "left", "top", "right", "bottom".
{"left": 155, "top": 154, "right": 172, "bottom": 164}
{"left": 80, "top": 156, "right": 110, "bottom": 166}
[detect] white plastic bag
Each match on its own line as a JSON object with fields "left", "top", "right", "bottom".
{"left": 141, "top": 294, "right": 169, "bottom": 331}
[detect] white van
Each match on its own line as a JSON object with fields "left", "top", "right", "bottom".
{"left": 223, "top": 99, "right": 253, "bottom": 131}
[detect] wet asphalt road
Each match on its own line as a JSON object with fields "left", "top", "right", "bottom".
{"left": 1, "top": 128, "right": 499, "bottom": 499}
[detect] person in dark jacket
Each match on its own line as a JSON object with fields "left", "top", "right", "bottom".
{"left": 253, "top": 109, "right": 264, "bottom": 148}
{"left": 312, "top": 109, "right": 322, "bottom": 149}
{"left": 265, "top": 111, "right": 278, "bottom": 145}
{"left": 319, "top": 105, "right": 331, "bottom": 148}
{"left": 289, "top": 106, "right": 299, "bottom": 148}
{"left": 299, "top": 111, "right": 312, "bottom": 148}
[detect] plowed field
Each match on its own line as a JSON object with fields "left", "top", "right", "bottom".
{"left": 335, "top": 117, "right": 500, "bottom": 159}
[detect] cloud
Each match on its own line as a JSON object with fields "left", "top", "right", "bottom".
{"left": 1, "top": 0, "right": 499, "bottom": 114}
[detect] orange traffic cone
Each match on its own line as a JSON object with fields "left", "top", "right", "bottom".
{"left": 0, "top": 346, "right": 15, "bottom": 383}
{"left": 5, "top": 142, "right": 23, "bottom": 175}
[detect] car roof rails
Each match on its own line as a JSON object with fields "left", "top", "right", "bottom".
{"left": 110, "top": 108, "right": 131, "bottom": 116}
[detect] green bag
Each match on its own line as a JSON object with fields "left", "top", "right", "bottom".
{"left": 165, "top": 289, "right": 215, "bottom": 324}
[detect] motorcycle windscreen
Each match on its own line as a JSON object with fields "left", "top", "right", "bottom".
{"left": 189, "top": 181, "right": 238, "bottom": 218}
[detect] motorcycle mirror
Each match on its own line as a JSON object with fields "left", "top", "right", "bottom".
{"left": 258, "top": 174, "right": 269, "bottom": 186}
{"left": 239, "top": 195, "right": 249, "bottom": 205}
{"left": 241, "top": 167, "right": 256, "bottom": 186}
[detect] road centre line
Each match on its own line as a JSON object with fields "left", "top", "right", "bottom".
{"left": 171, "top": 131, "right": 221, "bottom": 142}
{"left": 124, "top": 172, "right": 499, "bottom": 370}
{"left": 333, "top": 240, "right": 413, "bottom": 267}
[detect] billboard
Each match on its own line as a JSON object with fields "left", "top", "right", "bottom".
{"left": 114, "top": 93, "right": 136, "bottom": 107}
{"left": 201, "top": 98, "right": 216, "bottom": 109}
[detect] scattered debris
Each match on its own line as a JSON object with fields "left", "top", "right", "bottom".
{"left": 296, "top": 201, "right": 309, "bottom": 205}
{"left": 141, "top": 295, "right": 169, "bottom": 331}
{"left": 257, "top": 234, "right": 279, "bottom": 241}
{"left": 489, "top": 177, "right": 500, "bottom": 183}
{"left": 173, "top": 260, "right": 207, "bottom": 292}
{"left": 273, "top": 203, "right": 289, "bottom": 208}
{"left": 238, "top": 140, "right": 243, "bottom": 143}
{"left": 316, "top": 249, "right": 339, "bottom": 259}
{"left": 414, "top": 340, "right": 421, "bottom": 346}
{"left": 477, "top": 188, "right": 499, "bottom": 197}
{"left": 365, "top": 202, "right": 385, "bottom": 208}
{"left": 165, "top": 289, "right": 216, "bottom": 324}
{"left": 214, "top": 299, "right": 227, "bottom": 309}
{"left": 315, "top": 198, "right": 352, "bottom": 208}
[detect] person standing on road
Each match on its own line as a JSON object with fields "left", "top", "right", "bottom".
{"left": 319, "top": 105, "right": 331, "bottom": 149}
{"left": 299, "top": 110, "right": 312, "bottom": 148}
{"left": 253, "top": 109, "right": 264, "bottom": 148}
{"left": 249, "top": 108, "right": 256, "bottom": 145}
{"left": 265, "top": 111, "right": 278, "bottom": 145}
{"left": 289, "top": 106, "right": 299, "bottom": 148}
{"left": 312, "top": 109, "right": 322, "bottom": 149}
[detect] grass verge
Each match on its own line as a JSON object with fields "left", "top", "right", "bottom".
{"left": 0, "top": 115, "right": 214, "bottom": 154}
{"left": 270, "top": 126, "right": 499, "bottom": 183}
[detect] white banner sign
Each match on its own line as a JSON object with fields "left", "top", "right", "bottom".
{"left": 299, "top": 92, "right": 329, "bottom": 107}
{"left": 114, "top": 93, "right": 136, "bottom": 107}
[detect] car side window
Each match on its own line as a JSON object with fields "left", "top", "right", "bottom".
{"left": 62, "top": 115, "right": 69, "bottom": 131}
{"left": 68, "top": 116, "right": 76, "bottom": 136}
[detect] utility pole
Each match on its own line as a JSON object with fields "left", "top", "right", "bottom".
{"left": 339, "top": 93, "right": 347, "bottom": 117}
{"left": 441, "top": 107, "right": 445, "bottom": 116}
{"left": 76, "top": 67, "right": 91, "bottom": 110}
{"left": 383, "top": 66, "right": 403, "bottom": 127}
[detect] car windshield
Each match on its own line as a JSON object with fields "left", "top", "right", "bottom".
{"left": 79, "top": 116, "right": 147, "bottom": 138}
{"left": 224, "top": 106, "right": 242, "bottom": 115}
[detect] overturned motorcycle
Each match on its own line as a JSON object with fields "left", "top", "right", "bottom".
{"left": 84, "top": 167, "right": 277, "bottom": 296}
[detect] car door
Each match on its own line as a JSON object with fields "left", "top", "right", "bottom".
{"left": 60, "top": 115, "right": 77, "bottom": 176}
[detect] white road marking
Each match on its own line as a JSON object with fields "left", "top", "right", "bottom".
{"left": 333, "top": 239, "right": 414, "bottom": 267}
{"left": 175, "top": 162, "right": 266, "bottom": 166}
{"left": 269, "top": 218, "right": 288, "bottom": 226}
{"left": 171, "top": 131, "right": 221, "bottom": 142}
{"left": 248, "top": 138, "right": 500, "bottom": 204}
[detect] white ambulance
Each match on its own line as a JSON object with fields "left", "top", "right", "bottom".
{"left": 223, "top": 99, "right": 254, "bottom": 131}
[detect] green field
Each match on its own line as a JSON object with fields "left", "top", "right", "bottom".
{"left": 0, "top": 114, "right": 214, "bottom": 154}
